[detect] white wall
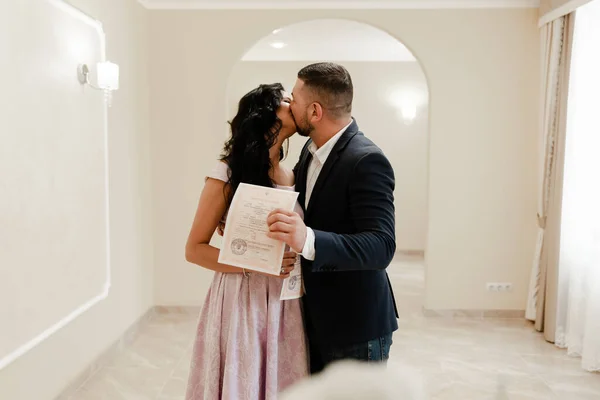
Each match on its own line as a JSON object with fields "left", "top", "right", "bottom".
{"left": 149, "top": 9, "right": 540, "bottom": 311}
{"left": 227, "top": 61, "right": 429, "bottom": 252}
{"left": 1, "top": 0, "right": 109, "bottom": 367}
{"left": 0, "top": 0, "right": 153, "bottom": 398}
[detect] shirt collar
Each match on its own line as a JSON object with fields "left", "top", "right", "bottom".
{"left": 308, "top": 119, "right": 353, "bottom": 164}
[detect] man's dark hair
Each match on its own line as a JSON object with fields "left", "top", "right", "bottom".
{"left": 297, "top": 62, "right": 353, "bottom": 119}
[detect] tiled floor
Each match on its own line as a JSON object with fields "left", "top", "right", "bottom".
{"left": 67, "top": 258, "right": 600, "bottom": 399}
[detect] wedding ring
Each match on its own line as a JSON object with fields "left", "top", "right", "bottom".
{"left": 281, "top": 267, "right": 285, "bottom": 274}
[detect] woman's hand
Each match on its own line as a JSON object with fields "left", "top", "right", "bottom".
{"left": 279, "top": 251, "right": 297, "bottom": 278}
{"left": 252, "top": 251, "right": 296, "bottom": 279}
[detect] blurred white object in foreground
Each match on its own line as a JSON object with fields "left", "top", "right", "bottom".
{"left": 280, "top": 360, "right": 426, "bottom": 400}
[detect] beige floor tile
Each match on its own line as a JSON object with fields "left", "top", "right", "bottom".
{"left": 70, "top": 365, "right": 172, "bottom": 400}
{"left": 172, "top": 352, "right": 193, "bottom": 381}
{"left": 157, "top": 376, "right": 187, "bottom": 399}
{"left": 521, "top": 354, "right": 594, "bottom": 376}
{"left": 431, "top": 382, "right": 497, "bottom": 400}
{"left": 541, "top": 372, "right": 600, "bottom": 399}
{"left": 106, "top": 321, "right": 193, "bottom": 370}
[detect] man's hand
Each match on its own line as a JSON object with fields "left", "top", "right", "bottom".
{"left": 267, "top": 209, "right": 307, "bottom": 253}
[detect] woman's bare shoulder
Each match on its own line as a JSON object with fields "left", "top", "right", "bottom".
{"left": 279, "top": 165, "right": 295, "bottom": 187}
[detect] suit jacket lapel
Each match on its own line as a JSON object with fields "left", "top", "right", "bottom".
{"left": 296, "top": 142, "right": 312, "bottom": 213}
{"left": 305, "top": 120, "right": 360, "bottom": 220}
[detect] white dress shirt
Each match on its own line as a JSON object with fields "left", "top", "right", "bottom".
{"left": 301, "top": 120, "right": 353, "bottom": 261}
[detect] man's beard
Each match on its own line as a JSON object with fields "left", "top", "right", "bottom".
{"left": 296, "top": 125, "right": 313, "bottom": 137}
{"left": 293, "top": 115, "right": 314, "bottom": 137}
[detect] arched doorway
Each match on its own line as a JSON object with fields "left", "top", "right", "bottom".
{"left": 226, "top": 18, "right": 430, "bottom": 312}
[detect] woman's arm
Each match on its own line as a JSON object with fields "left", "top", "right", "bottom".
{"left": 185, "top": 178, "right": 296, "bottom": 276}
{"left": 185, "top": 178, "right": 245, "bottom": 273}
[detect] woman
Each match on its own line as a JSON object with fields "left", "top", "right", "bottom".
{"left": 184, "top": 83, "right": 308, "bottom": 400}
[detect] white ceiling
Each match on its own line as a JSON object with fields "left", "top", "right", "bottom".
{"left": 139, "top": 0, "right": 540, "bottom": 9}
{"left": 242, "top": 19, "right": 416, "bottom": 62}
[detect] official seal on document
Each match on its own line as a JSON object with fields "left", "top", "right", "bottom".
{"left": 288, "top": 275, "right": 299, "bottom": 290}
{"left": 231, "top": 238, "right": 247, "bottom": 255}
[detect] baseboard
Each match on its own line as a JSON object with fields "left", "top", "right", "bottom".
{"left": 153, "top": 305, "right": 202, "bottom": 315}
{"left": 394, "top": 250, "right": 425, "bottom": 258}
{"left": 422, "top": 308, "right": 526, "bottom": 319}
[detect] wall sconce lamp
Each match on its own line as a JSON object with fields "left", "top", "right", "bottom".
{"left": 77, "top": 61, "right": 119, "bottom": 107}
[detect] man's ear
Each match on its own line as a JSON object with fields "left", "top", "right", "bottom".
{"left": 311, "top": 102, "right": 324, "bottom": 123}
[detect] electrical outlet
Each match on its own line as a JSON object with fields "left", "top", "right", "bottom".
{"left": 499, "top": 283, "right": 513, "bottom": 292}
{"left": 487, "top": 282, "right": 513, "bottom": 292}
{"left": 487, "top": 283, "right": 499, "bottom": 292}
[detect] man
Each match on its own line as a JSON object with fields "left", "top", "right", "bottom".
{"left": 267, "top": 62, "right": 399, "bottom": 374}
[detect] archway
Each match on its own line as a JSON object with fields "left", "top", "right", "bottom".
{"left": 226, "top": 19, "right": 430, "bottom": 311}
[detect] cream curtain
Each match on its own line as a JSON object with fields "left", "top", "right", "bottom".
{"left": 555, "top": 0, "right": 600, "bottom": 372}
{"left": 525, "top": 15, "right": 573, "bottom": 342}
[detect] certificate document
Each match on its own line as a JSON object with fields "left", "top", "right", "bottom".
{"left": 218, "top": 183, "right": 299, "bottom": 276}
{"left": 280, "top": 255, "right": 303, "bottom": 300}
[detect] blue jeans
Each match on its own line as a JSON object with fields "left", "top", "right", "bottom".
{"left": 309, "top": 334, "right": 393, "bottom": 374}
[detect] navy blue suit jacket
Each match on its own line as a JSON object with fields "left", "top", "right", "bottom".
{"left": 295, "top": 120, "right": 399, "bottom": 346}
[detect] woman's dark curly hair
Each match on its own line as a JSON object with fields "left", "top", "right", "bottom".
{"left": 220, "top": 83, "right": 288, "bottom": 212}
